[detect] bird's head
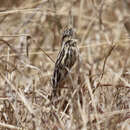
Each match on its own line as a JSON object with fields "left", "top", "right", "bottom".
{"left": 62, "top": 26, "right": 75, "bottom": 43}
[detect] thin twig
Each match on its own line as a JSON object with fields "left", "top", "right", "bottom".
{"left": 99, "top": 0, "right": 105, "bottom": 30}
{"left": 39, "top": 47, "right": 55, "bottom": 64}
{"left": 93, "top": 44, "right": 116, "bottom": 93}
{"left": 0, "top": 122, "right": 22, "bottom": 130}
{"left": 27, "top": 36, "right": 55, "bottom": 64}
{"left": 0, "top": 34, "right": 30, "bottom": 37}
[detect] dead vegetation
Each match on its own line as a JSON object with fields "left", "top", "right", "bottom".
{"left": 0, "top": 0, "right": 130, "bottom": 130}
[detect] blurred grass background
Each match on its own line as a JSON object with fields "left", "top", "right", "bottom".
{"left": 0, "top": 0, "right": 130, "bottom": 130}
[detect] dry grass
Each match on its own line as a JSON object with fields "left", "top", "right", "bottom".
{"left": 0, "top": 0, "right": 130, "bottom": 130}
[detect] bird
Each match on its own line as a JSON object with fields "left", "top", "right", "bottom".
{"left": 52, "top": 38, "right": 78, "bottom": 96}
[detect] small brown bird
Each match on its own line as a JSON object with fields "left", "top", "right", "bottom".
{"left": 52, "top": 39, "right": 78, "bottom": 96}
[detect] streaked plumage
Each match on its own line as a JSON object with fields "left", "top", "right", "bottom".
{"left": 52, "top": 39, "right": 78, "bottom": 96}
